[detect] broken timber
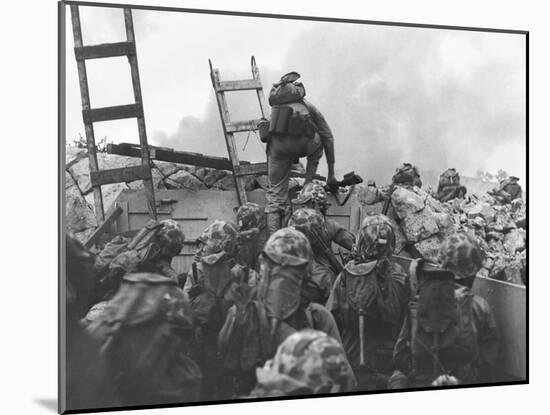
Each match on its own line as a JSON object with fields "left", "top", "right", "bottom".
{"left": 108, "top": 143, "right": 325, "bottom": 181}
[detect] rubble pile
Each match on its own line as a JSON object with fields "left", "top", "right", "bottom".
{"left": 358, "top": 184, "right": 526, "bottom": 286}
{"left": 65, "top": 146, "right": 267, "bottom": 243}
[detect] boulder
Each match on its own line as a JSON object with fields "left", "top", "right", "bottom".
{"left": 503, "top": 257, "right": 524, "bottom": 285}
{"left": 211, "top": 175, "right": 236, "bottom": 190}
{"left": 68, "top": 153, "right": 140, "bottom": 195}
{"left": 391, "top": 186, "right": 425, "bottom": 219}
{"left": 465, "top": 203, "right": 496, "bottom": 223}
{"left": 400, "top": 208, "right": 440, "bottom": 242}
{"left": 503, "top": 229, "right": 526, "bottom": 253}
{"left": 194, "top": 168, "right": 208, "bottom": 182}
{"left": 153, "top": 161, "right": 179, "bottom": 177}
{"left": 66, "top": 190, "right": 97, "bottom": 232}
{"left": 166, "top": 169, "right": 202, "bottom": 191}
{"left": 126, "top": 168, "right": 164, "bottom": 190}
{"left": 204, "top": 170, "right": 228, "bottom": 188}
{"left": 66, "top": 146, "right": 87, "bottom": 168}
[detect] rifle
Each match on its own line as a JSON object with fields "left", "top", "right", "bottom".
{"left": 382, "top": 184, "right": 396, "bottom": 215}
{"left": 310, "top": 227, "right": 343, "bottom": 275}
{"left": 325, "top": 171, "right": 363, "bottom": 206}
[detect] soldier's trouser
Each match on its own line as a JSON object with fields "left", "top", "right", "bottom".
{"left": 265, "top": 134, "right": 323, "bottom": 234}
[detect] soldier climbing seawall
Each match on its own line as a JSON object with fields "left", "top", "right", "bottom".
{"left": 262, "top": 72, "right": 338, "bottom": 235}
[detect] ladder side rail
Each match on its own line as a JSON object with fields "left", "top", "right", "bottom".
{"left": 210, "top": 64, "right": 248, "bottom": 204}
{"left": 251, "top": 56, "right": 270, "bottom": 120}
{"left": 70, "top": 5, "right": 105, "bottom": 222}
{"left": 123, "top": 8, "right": 157, "bottom": 220}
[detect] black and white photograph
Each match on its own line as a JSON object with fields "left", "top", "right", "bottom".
{"left": 59, "top": 1, "right": 527, "bottom": 413}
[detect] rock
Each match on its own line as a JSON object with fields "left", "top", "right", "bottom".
{"left": 127, "top": 168, "right": 164, "bottom": 190}
{"left": 465, "top": 203, "right": 496, "bottom": 223}
{"left": 503, "top": 257, "right": 524, "bottom": 285}
{"left": 489, "top": 255, "right": 507, "bottom": 281}
{"left": 194, "top": 168, "right": 208, "bottom": 182}
{"left": 66, "top": 190, "right": 97, "bottom": 232}
{"left": 68, "top": 153, "right": 140, "bottom": 195}
{"left": 486, "top": 231, "right": 504, "bottom": 241}
{"left": 211, "top": 175, "right": 236, "bottom": 190}
{"left": 204, "top": 170, "right": 228, "bottom": 188}
{"left": 391, "top": 186, "right": 425, "bottom": 219}
{"left": 414, "top": 234, "right": 444, "bottom": 262}
{"left": 66, "top": 146, "right": 87, "bottom": 168}
{"left": 153, "top": 161, "right": 179, "bottom": 177}
{"left": 514, "top": 216, "right": 526, "bottom": 229}
{"left": 503, "top": 229, "right": 526, "bottom": 253}
{"left": 488, "top": 239, "right": 504, "bottom": 253}
{"left": 166, "top": 170, "right": 202, "bottom": 191}
{"left": 400, "top": 208, "right": 440, "bottom": 242}
{"left": 65, "top": 171, "right": 78, "bottom": 190}
{"left": 477, "top": 268, "right": 490, "bottom": 279}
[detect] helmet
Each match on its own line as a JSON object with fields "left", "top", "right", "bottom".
{"left": 292, "top": 182, "right": 329, "bottom": 212}
{"left": 288, "top": 208, "right": 328, "bottom": 252}
{"left": 236, "top": 202, "right": 264, "bottom": 231}
{"left": 256, "top": 329, "right": 356, "bottom": 394}
{"left": 263, "top": 227, "right": 312, "bottom": 267}
{"left": 155, "top": 219, "right": 185, "bottom": 258}
{"left": 437, "top": 232, "right": 483, "bottom": 279}
{"left": 354, "top": 214, "right": 396, "bottom": 261}
{"left": 197, "top": 220, "right": 239, "bottom": 264}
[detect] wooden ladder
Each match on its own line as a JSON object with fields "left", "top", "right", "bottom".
{"left": 209, "top": 56, "right": 270, "bottom": 206}
{"left": 70, "top": 5, "right": 157, "bottom": 223}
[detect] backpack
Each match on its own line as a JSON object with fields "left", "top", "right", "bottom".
{"left": 93, "top": 220, "right": 164, "bottom": 280}
{"left": 86, "top": 273, "right": 201, "bottom": 405}
{"left": 409, "top": 268, "right": 479, "bottom": 384}
{"left": 392, "top": 164, "right": 421, "bottom": 187}
{"left": 438, "top": 168, "right": 460, "bottom": 189}
{"left": 268, "top": 72, "right": 306, "bottom": 106}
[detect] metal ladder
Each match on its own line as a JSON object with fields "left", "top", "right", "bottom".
{"left": 209, "top": 56, "right": 270, "bottom": 205}
{"left": 70, "top": 5, "right": 157, "bottom": 223}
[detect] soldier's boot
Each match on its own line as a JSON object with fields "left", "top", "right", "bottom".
{"left": 266, "top": 212, "right": 282, "bottom": 236}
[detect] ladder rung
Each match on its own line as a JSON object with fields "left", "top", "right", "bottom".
{"left": 216, "top": 79, "right": 263, "bottom": 92}
{"left": 90, "top": 164, "right": 151, "bottom": 187}
{"left": 83, "top": 103, "right": 143, "bottom": 124}
{"left": 74, "top": 41, "right": 136, "bottom": 61}
{"left": 235, "top": 162, "right": 267, "bottom": 177}
{"left": 225, "top": 119, "right": 262, "bottom": 133}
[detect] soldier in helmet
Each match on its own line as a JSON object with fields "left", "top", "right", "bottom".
{"left": 85, "top": 219, "right": 186, "bottom": 322}
{"left": 185, "top": 220, "right": 251, "bottom": 400}
{"left": 292, "top": 182, "right": 355, "bottom": 251}
{"left": 249, "top": 329, "right": 356, "bottom": 397}
{"left": 264, "top": 71, "right": 338, "bottom": 235}
{"left": 218, "top": 227, "right": 342, "bottom": 396}
{"left": 389, "top": 232, "right": 500, "bottom": 389}
{"left": 490, "top": 175, "right": 523, "bottom": 204}
{"left": 235, "top": 202, "right": 268, "bottom": 272}
{"left": 326, "top": 214, "right": 408, "bottom": 391}
{"left": 288, "top": 207, "right": 339, "bottom": 305}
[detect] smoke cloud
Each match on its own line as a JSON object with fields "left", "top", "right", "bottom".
{"left": 153, "top": 23, "right": 525, "bottom": 185}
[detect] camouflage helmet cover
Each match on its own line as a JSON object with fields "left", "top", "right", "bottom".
{"left": 156, "top": 219, "right": 185, "bottom": 258}
{"left": 256, "top": 329, "right": 356, "bottom": 394}
{"left": 197, "top": 220, "right": 239, "bottom": 264}
{"left": 263, "top": 227, "right": 312, "bottom": 267}
{"left": 354, "top": 214, "right": 396, "bottom": 261}
{"left": 292, "top": 182, "right": 328, "bottom": 209}
{"left": 236, "top": 202, "right": 264, "bottom": 231}
{"left": 437, "top": 232, "right": 484, "bottom": 279}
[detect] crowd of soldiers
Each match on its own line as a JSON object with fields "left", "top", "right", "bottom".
{"left": 65, "top": 71, "right": 522, "bottom": 410}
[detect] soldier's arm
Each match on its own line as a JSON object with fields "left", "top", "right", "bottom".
{"left": 326, "top": 218, "right": 354, "bottom": 251}
{"left": 393, "top": 313, "right": 413, "bottom": 374}
{"left": 303, "top": 100, "right": 335, "bottom": 177}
